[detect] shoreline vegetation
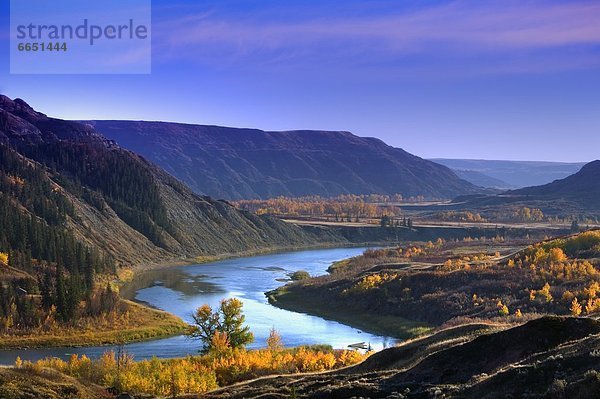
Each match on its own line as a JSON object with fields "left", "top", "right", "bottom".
{"left": 267, "top": 285, "right": 432, "bottom": 340}
{"left": 267, "top": 230, "right": 600, "bottom": 345}
{"left": 0, "top": 241, "right": 382, "bottom": 351}
{"left": 0, "top": 226, "right": 559, "bottom": 351}
{"left": 0, "top": 225, "right": 577, "bottom": 352}
{"left": 10, "top": 343, "right": 367, "bottom": 398}
{"left": 0, "top": 300, "right": 186, "bottom": 350}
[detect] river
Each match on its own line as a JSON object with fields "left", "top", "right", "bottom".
{"left": 0, "top": 247, "right": 397, "bottom": 365}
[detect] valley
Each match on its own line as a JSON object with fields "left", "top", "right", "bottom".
{"left": 2, "top": 1, "right": 599, "bottom": 397}
{"left": 0, "top": 247, "right": 390, "bottom": 364}
{"left": 0, "top": 95, "right": 599, "bottom": 399}
{"left": 431, "top": 158, "right": 586, "bottom": 188}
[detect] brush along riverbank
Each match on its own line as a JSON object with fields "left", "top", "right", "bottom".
{"left": 0, "top": 300, "right": 186, "bottom": 350}
{"left": 267, "top": 285, "right": 432, "bottom": 340}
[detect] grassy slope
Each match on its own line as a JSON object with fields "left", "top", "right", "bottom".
{"left": 0, "top": 367, "right": 111, "bottom": 399}
{"left": 201, "top": 316, "right": 600, "bottom": 399}
{"left": 0, "top": 300, "right": 186, "bottom": 350}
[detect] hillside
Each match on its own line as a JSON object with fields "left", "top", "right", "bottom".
{"left": 85, "top": 120, "right": 481, "bottom": 200}
{"left": 268, "top": 231, "right": 600, "bottom": 336}
{"left": 203, "top": 316, "right": 600, "bottom": 398}
{"left": 452, "top": 169, "right": 512, "bottom": 189}
{"left": 0, "top": 95, "right": 350, "bottom": 345}
{"left": 431, "top": 158, "right": 586, "bottom": 188}
{"left": 508, "top": 160, "right": 600, "bottom": 210}
{"left": 0, "top": 96, "right": 335, "bottom": 269}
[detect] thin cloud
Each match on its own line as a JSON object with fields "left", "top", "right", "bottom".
{"left": 152, "top": 1, "right": 600, "bottom": 74}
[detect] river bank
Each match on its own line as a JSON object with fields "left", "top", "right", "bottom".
{"left": 0, "top": 246, "right": 394, "bottom": 363}
{"left": 0, "top": 300, "right": 186, "bottom": 350}
{"left": 267, "top": 285, "right": 432, "bottom": 340}
{"left": 0, "top": 242, "right": 386, "bottom": 352}
{"left": 10, "top": 224, "right": 529, "bottom": 352}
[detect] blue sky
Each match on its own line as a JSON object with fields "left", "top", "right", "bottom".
{"left": 1, "top": 0, "right": 599, "bottom": 162}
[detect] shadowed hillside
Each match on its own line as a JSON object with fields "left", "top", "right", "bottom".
{"left": 0, "top": 96, "right": 337, "bottom": 269}
{"left": 431, "top": 158, "right": 586, "bottom": 188}
{"left": 85, "top": 120, "right": 481, "bottom": 200}
{"left": 508, "top": 160, "right": 600, "bottom": 209}
{"left": 201, "top": 316, "right": 600, "bottom": 399}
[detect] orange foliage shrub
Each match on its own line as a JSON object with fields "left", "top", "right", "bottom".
{"left": 344, "top": 273, "right": 398, "bottom": 295}
{"left": 26, "top": 346, "right": 368, "bottom": 397}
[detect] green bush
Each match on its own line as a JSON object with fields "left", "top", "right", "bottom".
{"left": 290, "top": 270, "right": 311, "bottom": 281}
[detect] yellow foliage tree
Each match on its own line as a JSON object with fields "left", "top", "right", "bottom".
{"left": 584, "top": 282, "right": 600, "bottom": 300}
{"left": 497, "top": 300, "right": 509, "bottom": 316}
{"left": 530, "top": 282, "right": 553, "bottom": 303}
{"left": 585, "top": 298, "right": 600, "bottom": 314}
{"left": 187, "top": 299, "right": 253, "bottom": 353}
{"left": 0, "top": 252, "right": 8, "bottom": 265}
{"left": 346, "top": 273, "right": 397, "bottom": 294}
{"left": 209, "top": 331, "right": 231, "bottom": 355}
{"left": 570, "top": 298, "right": 582, "bottom": 316}
{"left": 548, "top": 248, "right": 567, "bottom": 263}
{"left": 540, "top": 282, "right": 553, "bottom": 302}
{"left": 266, "top": 328, "right": 283, "bottom": 351}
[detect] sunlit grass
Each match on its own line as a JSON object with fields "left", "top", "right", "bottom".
{"left": 0, "top": 300, "right": 186, "bottom": 349}
{"left": 17, "top": 345, "right": 368, "bottom": 397}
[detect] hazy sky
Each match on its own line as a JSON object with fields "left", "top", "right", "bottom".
{"left": 1, "top": 0, "right": 599, "bottom": 162}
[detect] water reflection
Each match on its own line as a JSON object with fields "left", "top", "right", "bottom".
{"left": 0, "top": 247, "right": 397, "bottom": 365}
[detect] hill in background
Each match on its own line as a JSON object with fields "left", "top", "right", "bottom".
{"left": 0, "top": 96, "right": 331, "bottom": 269}
{"left": 508, "top": 160, "right": 600, "bottom": 210}
{"left": 459, "top": 159, "right": 600, "bottom": 216}
{"left": 85, "top": 120, "right": 481, "bottom": 200}
{"left": 451, "top": 169, "right": 513, "bottom": 189}
{"left": 432, "top": 158, "right": 586, "bottom": 188}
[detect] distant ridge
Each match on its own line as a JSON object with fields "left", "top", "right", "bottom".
{"left": 451, "top": 169, "right": 513, "bottom": 189}
{"left": 508, "top": 160, "right": 600, "bottom": 209}
{"left": 444, "top": 160, "right": 600, "bottom": 216}
{"left": 85, "top": 120, "right": 481, "bottom": 200}
{"left": 431, "top": 158, "right": 586, "bottom": 188}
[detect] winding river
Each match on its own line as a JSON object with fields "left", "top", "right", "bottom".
{"left": 0, "top": 247, "right": 397, "bottom": 365}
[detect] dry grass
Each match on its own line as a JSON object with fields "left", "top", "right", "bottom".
{"left": 0, "top": 367, "right": 111, "bottom": 399}
{"left": 0, "top": 300, "right": 186, "bottom": 349}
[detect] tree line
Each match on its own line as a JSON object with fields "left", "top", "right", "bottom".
{"left": 0, "top": 144, "right": 114, "bottom": 330}
{"left": 234, "top": 195, "right": 404, "bottom": 221}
